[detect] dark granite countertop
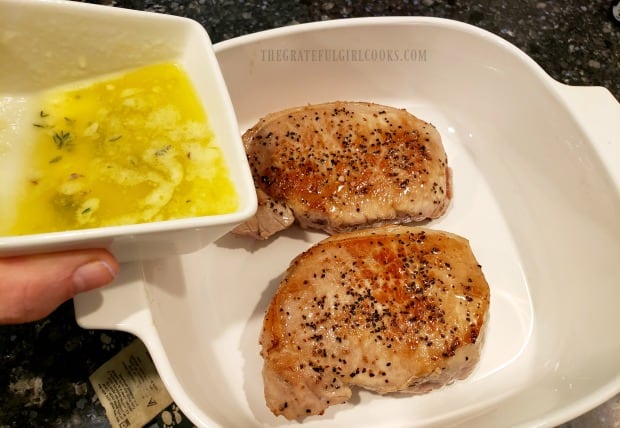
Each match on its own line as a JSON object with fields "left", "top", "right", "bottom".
{"left": 1, "top": 1, "right": 618, "bottom": 427}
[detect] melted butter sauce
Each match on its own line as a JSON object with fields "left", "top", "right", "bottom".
{"left": 4, "top": 62, "right": 238, "bottom": 236}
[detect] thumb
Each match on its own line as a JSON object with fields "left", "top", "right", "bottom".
{"left": 0, "top": 249, "right": 119, "bottom": 324}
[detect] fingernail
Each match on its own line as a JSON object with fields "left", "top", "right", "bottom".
{"left": 72, "top": 260, "right": 118, "bottom": 294}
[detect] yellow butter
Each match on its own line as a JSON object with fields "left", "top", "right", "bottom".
{"left": 8, "top": 62, "right": 238, "bottom": 235}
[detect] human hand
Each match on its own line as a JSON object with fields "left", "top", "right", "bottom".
{"left": 0, "top": 249, "right": 119, "bottom": 324}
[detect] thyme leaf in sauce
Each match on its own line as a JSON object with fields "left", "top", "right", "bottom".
{"left": 53, "top": 130, "right": 72, "bottom": 150}
{"left": 154, "top": 145, "right": 172, "bottom": 157}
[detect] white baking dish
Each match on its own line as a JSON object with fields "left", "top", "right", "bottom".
{"left": 74, "top": 17, "right": 620, "bottom": 427}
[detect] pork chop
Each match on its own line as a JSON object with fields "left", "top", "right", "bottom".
{"left": 260, "top": 225, "right": 490, "bottom": 419}
{"left": 233, "top": 101, "right": 451, "bottom": 239}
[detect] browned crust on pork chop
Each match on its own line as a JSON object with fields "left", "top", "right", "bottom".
{"left": 260, "top": 225, "right": 490, "bottom": 419}
{"left": 233, "top": 101, "right": 451, "bottom": 239}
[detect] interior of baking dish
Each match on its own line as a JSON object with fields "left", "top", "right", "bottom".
{"left": 75, "top": 17, "right": 620, "bottom": 427}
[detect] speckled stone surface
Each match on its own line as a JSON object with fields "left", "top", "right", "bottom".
{"left": 0, "top": 1, "right": 618, "bottom": 427}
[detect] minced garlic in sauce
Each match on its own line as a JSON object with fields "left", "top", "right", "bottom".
{"left": 7, "top": 62, "right": 238, "bottom": 235}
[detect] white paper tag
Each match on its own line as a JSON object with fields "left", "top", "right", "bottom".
{"left": 89, "top": 339, "right": 173, "bottom": 428}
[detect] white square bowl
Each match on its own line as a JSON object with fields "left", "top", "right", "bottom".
{"left": 75, "top": 17, "right": 620, "bottom": 427}
{"left": 0, "top": 0, "right": 257, "bottom": 262}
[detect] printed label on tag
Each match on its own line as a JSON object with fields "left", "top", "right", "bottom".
{"left": 90, "top": 339, "right": 173, "bottom": 428}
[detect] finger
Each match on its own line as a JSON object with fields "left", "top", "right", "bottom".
{"left": 0, "top": 249, "right": 119, "bottom": 324}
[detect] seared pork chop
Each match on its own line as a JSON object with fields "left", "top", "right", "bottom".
{"left": 233, "top": 102, "right": 451, "bottom": 239}
{"left": 260, "top": 225, "right": 490, "bottom": 419}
